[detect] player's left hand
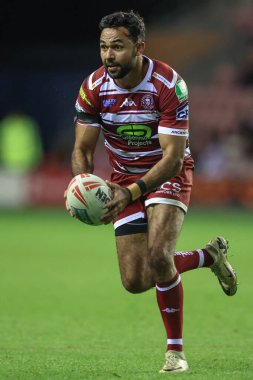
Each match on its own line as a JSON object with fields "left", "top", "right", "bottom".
{"left": 101, "top": 181, "right": 131, "bottom": 224}
{"left": 64, "top": 189, "right": 76, "bottom": 218}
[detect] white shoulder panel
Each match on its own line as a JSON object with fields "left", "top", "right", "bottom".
{"left": 152, "top": 69, "right": 178, "bottom": 89}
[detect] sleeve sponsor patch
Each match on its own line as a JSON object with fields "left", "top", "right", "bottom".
{"left": 175, "top": 80, "right": 188, "bottom": 102}
{"left": 176, "top": 102, "right": 189, "bottom": 120}
{"left": 79, "top": 86, "right": 94, "bottom": 108}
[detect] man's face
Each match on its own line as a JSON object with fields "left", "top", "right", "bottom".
{"left": 100, "top": 27, "right": 138, "bottom": 79}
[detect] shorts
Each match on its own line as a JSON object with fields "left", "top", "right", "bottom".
{"left": 111, "top": 164, "right": 193, "bottom": 236}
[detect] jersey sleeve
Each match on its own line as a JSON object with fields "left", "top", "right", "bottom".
{"left": 75, "top": 74, "right": 101, "bottom": 127}
{"left": 158, "top": 76, "right": 189, "bottom": 137}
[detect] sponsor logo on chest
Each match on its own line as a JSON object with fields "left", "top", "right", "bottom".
{"left": 103, "top": 98, "right": 117, "bottom": 107}
{"left": 116, "top": 124, "right": 153, "bottom": 147}
{"left": 120, "top": 98, "right": 137, "bottom": 107}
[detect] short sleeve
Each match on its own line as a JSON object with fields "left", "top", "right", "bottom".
{"left": 158, "top": 77, "right": 189, "bottom": 137}
{"left": 75, "top": 77, "right": 101, "bottom": 127}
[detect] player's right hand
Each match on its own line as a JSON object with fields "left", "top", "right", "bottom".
{"left": 100, "top": 182, "right": 131, "bottom": 224}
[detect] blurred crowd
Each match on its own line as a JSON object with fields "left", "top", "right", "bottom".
{"left": 191, "top": 1, "right": 253, "bottom": 180}
{"left": 0, "top": 1, "right": 252, "bottom": 184}
{"left": 191, "top": 56, "right": 253, "bottom": 179}
{"left": 1, "top": 62, "right": 252, "bottom": 181}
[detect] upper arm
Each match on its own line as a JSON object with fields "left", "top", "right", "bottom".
{"left": 158, "top": 73, "right": 189, "bottom": 131}
{"left": 74, "top": 121, "right": 101, "bottom": 154}
{"left": 158, "top": 71, "right": 189, "bottom": 156}
{"left": 158, "top": 73, "right": 189, "bottom": 162}
{"left": 159, "top": 133, "right": 187, "bottom": 160}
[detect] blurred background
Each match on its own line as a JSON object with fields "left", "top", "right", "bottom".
{"left": 0, "top": 0, "right": 252, "bottom": 209}
{"left": 1, "top": 3, "right": 252, "bottom": 377}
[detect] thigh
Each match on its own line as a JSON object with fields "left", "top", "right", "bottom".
{"left": 111, "top": 172, "right": 152, "bottom": 291}
{"left": 144, "top": 165, "right": 191, "bottom": 278}
{"left": 147, "top": 204, "right": 185, "bottom": 254}
{"left": 146, "top": 204, "right": 185, "bottom": 281}
{"left": 116, "top": 232, "right": 153, "bottom": 292}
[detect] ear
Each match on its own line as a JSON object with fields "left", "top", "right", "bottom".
{"left": 136, "top": 41, "right": 145, "bottom": 56}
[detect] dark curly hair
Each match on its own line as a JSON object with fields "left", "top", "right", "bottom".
{"left": 99, "top": 10, "right": 145, "bottom": 43}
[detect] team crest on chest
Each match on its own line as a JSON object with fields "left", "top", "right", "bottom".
{"left": 141, "top": 94, "right": 154, "bottom": 110}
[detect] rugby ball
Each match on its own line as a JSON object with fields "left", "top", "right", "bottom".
{"left": 66, "top": 173, "right": 112, "bottom": 226}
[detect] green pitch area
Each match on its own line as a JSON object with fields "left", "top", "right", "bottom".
{"left": 0, "top": 208, "right": 252, "bottom": 379}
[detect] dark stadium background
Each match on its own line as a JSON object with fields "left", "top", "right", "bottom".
{"left": 0, "top": 0, "right": 202, "bottom": 153}
{"left": 0, "top": 0, "right": 252, "bottom": 206}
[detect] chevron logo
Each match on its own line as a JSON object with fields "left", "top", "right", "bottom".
{"left": 72, "top": 185, "right": 88, "bottom": 207}
{"left": 81, "top": 181, "right": 101, "bottom": 191}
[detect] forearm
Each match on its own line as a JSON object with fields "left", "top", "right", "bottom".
{"left": 71, "top": 147, "right": 94, "bottom": 176}
{"left": 127, "top": 155, "right": 183, "bottom": 202}
{"left": 126, "top": 133, "right": 186, "bottom": 202}
{"left": 141, "top": 155, "right": 183, "bottom": 192}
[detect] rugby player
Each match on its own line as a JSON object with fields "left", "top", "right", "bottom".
{"left": 67, "top": 10, "right": 237, "bottom": 373}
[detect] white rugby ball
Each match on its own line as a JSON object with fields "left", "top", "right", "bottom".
{"left": 66, "top": 173, "right": 112, "bottom": 226}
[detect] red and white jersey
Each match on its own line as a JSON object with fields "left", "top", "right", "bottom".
{"left": 75, "top": 56, "right": 194, "bottom": 175}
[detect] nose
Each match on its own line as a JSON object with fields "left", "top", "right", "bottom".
{"left": 104, "top": 48, "right": 115, "bottom": 60}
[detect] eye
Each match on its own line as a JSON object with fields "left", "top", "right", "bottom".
{"left": 114, "top": 45, "right": 123, "bottom": 51}
{"left": 100, "top": 45, "right": 107, "bottom": 51}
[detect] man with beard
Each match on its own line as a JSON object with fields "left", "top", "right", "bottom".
{"left": 67, "top": 10, "right": 237, "bottom": 373}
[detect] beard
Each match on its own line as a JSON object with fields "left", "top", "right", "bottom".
{"left": 104, "top": 56, "right": 136, "bottom": 79}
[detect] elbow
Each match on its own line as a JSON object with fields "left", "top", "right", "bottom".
{"left": 170, "top": 157, "right": 184, "bottom": 177}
